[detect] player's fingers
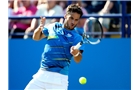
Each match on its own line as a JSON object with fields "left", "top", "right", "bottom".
{"left": 40, "top": 17, "right": 43, "bottom": 23}
{"left": 40, "top": 16, "right": 42, "bottom": 19}
{"left": 42, "top": 17, "right": 46, "bottom": 21}
{"left": 40, "top": 16, "right": 45, "bottom": 21}
{"left": 70, "top": 47, "right": 75, "bottom": 55}
{"left": 42, "top": 17, "right": 46, "bottom": 23}
{"left": 70, "top": 46, "right": 74, "bottom": 53}
{"left": 71, "top": 46, "right": 74, "bottom": 50}
{"left": 70, "top": 47, "right": 79, "bottom": 56}
{"left": 59, "top": 18, "right": 64, "bottom": 24}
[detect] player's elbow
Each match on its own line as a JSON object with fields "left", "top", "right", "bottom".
{"left": 75, "top": 60, "right": 81, "bottom": 63}
{"left": 33, "top": 38, "right": 40, "bottom": 41}
{"left": 74, "top": 58, "right": 82, "bottom": 63}
{"left": 32, "top": 35, "right": 41, "bottom": 41}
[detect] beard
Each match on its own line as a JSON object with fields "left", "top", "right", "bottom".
{"left": 64, "top": 21, "right": 77, "bottom": 30}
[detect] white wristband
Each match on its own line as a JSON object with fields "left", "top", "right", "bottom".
{"left": 74, "top": 52, "right": 80, "bottom": 57}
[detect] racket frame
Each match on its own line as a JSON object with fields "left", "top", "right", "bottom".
{"left": 74, "top": 17, "right": 103, "bottom": 49}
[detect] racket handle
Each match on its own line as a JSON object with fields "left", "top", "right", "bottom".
{"left": 74, "top": 41, "right": 83, "bottom": 49}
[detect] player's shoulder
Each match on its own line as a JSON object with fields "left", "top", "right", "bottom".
{"left": 44, "top": 22, "right": 63, "bottom": 29}
{"left": 73, "top": 28, "right": 83, "bottom": 35}
{"left": 72, "top": 29, "right": 83, "bottom": 39}
{"left": 52, "top": 22, "right": 63, "bottom": 29}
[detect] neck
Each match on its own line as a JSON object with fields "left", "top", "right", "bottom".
{"left": 64, "top": 25, "right": 74, "bottom": 31}
{"left": 64, "top": 24, "right": 69, "bottom": 30}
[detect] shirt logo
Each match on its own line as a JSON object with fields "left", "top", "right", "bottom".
{"left": 66, "top": 33, "right": 72, "bottom": 37}
{"left": 56, "top": 29, "right": 64, "bottom": 35}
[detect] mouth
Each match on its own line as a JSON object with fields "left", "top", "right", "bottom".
{"left": 71, "top": 24, "right": 74, "bottom": 27}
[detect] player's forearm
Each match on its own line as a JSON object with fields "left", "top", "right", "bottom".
{"left": 32, "top": 26, "right": 43, "bottom": 41}
{"left": 73, "top": 52, "right": 82, "bottom": 63}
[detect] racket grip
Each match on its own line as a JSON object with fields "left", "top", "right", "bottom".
{"left": 74, "top": 42, "right": 83, "bottom": 49}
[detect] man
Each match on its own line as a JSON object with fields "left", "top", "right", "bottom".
{"left": 25, "top": 4, "right": 84, "bottom": 90}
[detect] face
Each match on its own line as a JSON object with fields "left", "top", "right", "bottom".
{"left": 64, "top": 12, "right": 81, "bottom": 30}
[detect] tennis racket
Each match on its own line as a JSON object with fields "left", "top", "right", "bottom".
{"left": 74, "top": 17, "right": 103, "bottom": 49}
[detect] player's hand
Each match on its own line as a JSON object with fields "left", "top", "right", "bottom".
{"left": 59, "top": 18, "right": 64, "bottom": 24}
{"left": 70, "top": 46, "right": 80, "bottom": 57}
{"left": 39, "top": 16, "right": 46, "bottom": 27}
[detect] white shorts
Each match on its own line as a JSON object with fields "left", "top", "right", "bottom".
{"left": 24, "top": 69, "right": 68, "bottom": 90}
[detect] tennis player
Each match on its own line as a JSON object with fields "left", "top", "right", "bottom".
{"left": 24, "top": 4, "right": 84, "bottom": 90}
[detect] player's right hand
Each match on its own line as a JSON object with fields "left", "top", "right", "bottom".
{"left": 70, "top": 46, "right": 80, "bottom": 57}
{"left": 40, "top": 16, "right": 46, "bottom": 27}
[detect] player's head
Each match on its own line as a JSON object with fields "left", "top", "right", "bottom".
{"left": 64, "top": 4, "right": 83, "bottom": 30}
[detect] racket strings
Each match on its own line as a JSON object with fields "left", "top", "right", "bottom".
{"left": 84, "top": 19, "right": 102, "bottom": 39}
{"left": 82, "top": 17, "right": 103, "bottom": 44}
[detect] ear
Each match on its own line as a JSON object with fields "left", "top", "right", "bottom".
{"left": 64, "top": 14, "right": 67, "bottom": 19}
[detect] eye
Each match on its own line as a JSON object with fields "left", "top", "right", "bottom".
{"left": 70, "top": 17, "right": 73, "bottom": 20}
{"left": 75, "top": 19, "right": 79, "bottom": 21}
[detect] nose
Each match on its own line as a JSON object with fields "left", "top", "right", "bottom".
{"left": 71, "top": 20, "right": 75, "bottom": 24}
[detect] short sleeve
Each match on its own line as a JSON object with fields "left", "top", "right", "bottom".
{"left": 42, "top": 27, "right": 49, "bottom": 36}
{"left": 42, "top": 23, "right": 56, "bottom": 36}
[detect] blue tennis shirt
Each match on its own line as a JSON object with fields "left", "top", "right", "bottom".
{"left": 40, "top": 22, "right": 84, "bottom": 75}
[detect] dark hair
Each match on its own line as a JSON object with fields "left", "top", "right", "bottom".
{"left": 66, "top": 3, "right": 83, "bottom": 18}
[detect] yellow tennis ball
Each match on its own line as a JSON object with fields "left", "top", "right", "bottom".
{"left": 79, "top": 77, "right": 87, "bottom": 85}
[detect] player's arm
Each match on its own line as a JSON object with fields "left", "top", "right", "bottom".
{"left": 73, "top": 50, "right": 83, "bottom": 63}
{"left": 70, "top": 46, "right": 83, "bottom": 63}
{"left": 32, "top": 25, "right": 46, "bottom": 41}
{"left": 32, "top": 17, "right": 46, "bottom": 41}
